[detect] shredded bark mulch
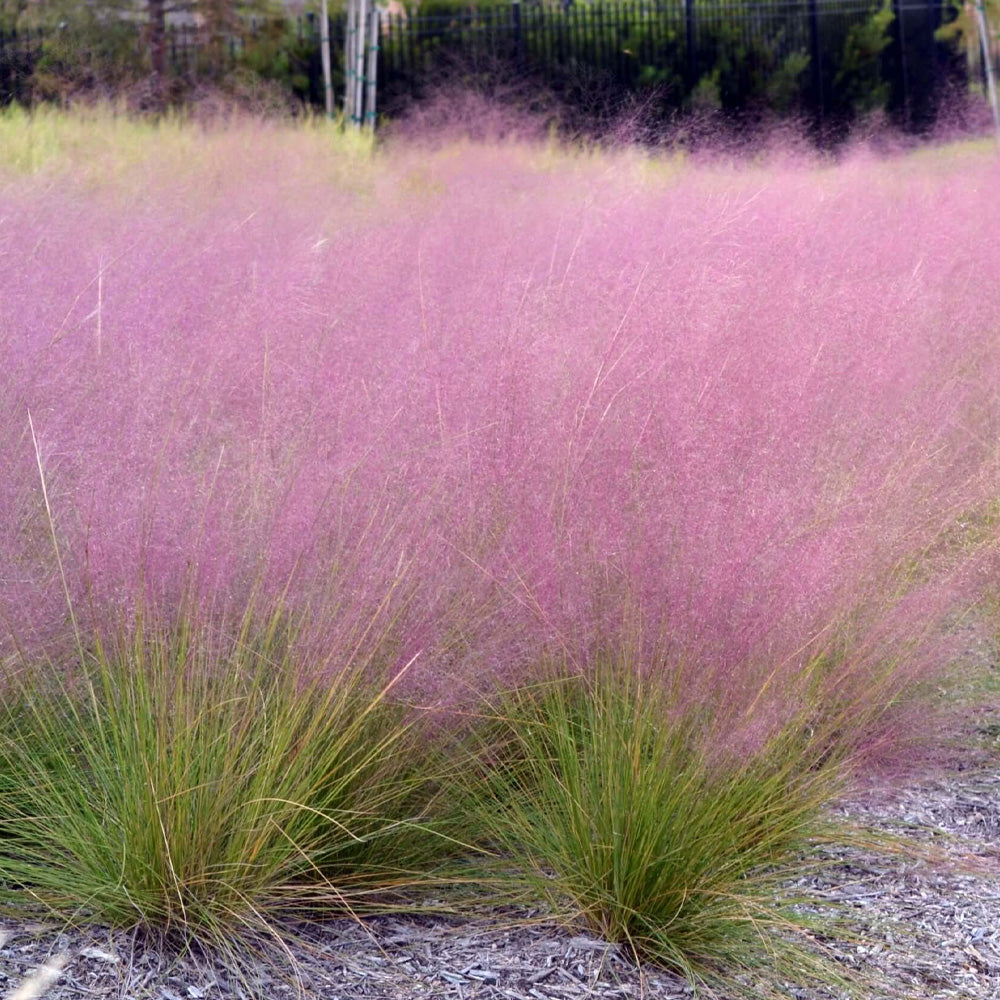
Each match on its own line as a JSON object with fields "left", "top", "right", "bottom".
{"left": 4, "top": 712, "right": 1000, "bottom": 1000}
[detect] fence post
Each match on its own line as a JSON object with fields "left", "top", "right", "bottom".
{"left": 891, "top": 0, "right": 911, "bottom": 126}
{"left": 353, "top": 0, "right": 368, "bottom": 126}
{"left": 974, "top": 0, "right": 1000, "bottom": 144}
{"left": 685, "top": 0, "right": 695, "bottom": 91}
{"left": 928, "top": 0, "right": 942, "bottom": 85}
{"left": 512, "top": 0, "right": 524, "bottom": 68}
{"left": 808, "top": 0, "right": 823, "bottom": 117}
{"left": 344, "top": 0, "right": 357, "bottom": 122}
{"left": 365, "top": 5, "right": 380, "bottom": 129}
{"left": 320, "top": 0, "right": 334, "bottom": 117}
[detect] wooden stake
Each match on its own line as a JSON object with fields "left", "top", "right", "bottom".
{"left": 344, "top": 0, "right": 357, "bottom": 123}
{"left": 975, "top": 1, "right": 1000, "bottom": 146}
{"left": 365, "top": 5, "right": 380, "bottom": 130}
{"left": 353, "top": 0, "right": 369, "bottom": 126}
{"left": 320, "top": 0, "right": 334, "bottom": 117}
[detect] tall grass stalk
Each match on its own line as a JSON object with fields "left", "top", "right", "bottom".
{"left": 3, "top": 953, "right": 69, "bottom": 1000}
{"left": 2, "top": 112, "right": 1000, "bottom": 988}
{"left": 456, "top": 656, "right": 855, "bottom": 997}
{"left": 0, "top": 604, "right": 451, "bottom": 954}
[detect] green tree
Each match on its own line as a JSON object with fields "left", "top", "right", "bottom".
{"left": 834, "top": 1, "right": 895, "bottom": 113}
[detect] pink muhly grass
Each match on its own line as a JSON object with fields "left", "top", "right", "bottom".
{"left": 1, "top": 124, "right": 999, "bottom": 758}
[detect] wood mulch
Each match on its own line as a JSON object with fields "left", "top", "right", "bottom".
{"left": 3, "top": 712, "right": 1000, "bottom": 1000}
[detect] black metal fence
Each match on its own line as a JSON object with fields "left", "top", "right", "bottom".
{"left": 0, "top": 0, "right": 986, "bottom": 133}
{"left": 0, "top": 27, "right": 43, "bottom": 106}
{"left": 372, "top": 0, "right": 962, "bottom": 129}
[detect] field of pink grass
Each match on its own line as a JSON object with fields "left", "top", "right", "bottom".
{"left": 1, "top": 118, "right": 999, "bottom": 751}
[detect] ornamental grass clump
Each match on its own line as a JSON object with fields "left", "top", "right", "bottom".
{"left": 2, "top": 110, "right": 1000, "bottom": 985}
{"left": 456, "top": 654, "right": 850, "bottom": 996}
{"left": 0, "top": 602, "right": 451, "bottom": 953}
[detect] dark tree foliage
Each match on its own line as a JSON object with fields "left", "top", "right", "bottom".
{"left": 1, "top": 0, "right": 287, "bottom": 106}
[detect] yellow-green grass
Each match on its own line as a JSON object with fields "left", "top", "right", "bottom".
{"left": 1, "top": 105, "right": 998, "bottom": 998}
{"left": 450, "top": 654, "right": 860, "bottom": 999}
{"left": 0, "top": 604, "right": 455, "bottom": 959}
{"left": 2, "top": 102, "right": 994, "bottom": 199}
{"left": 0, "top": 104, "right": 376, "bottom": 205}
